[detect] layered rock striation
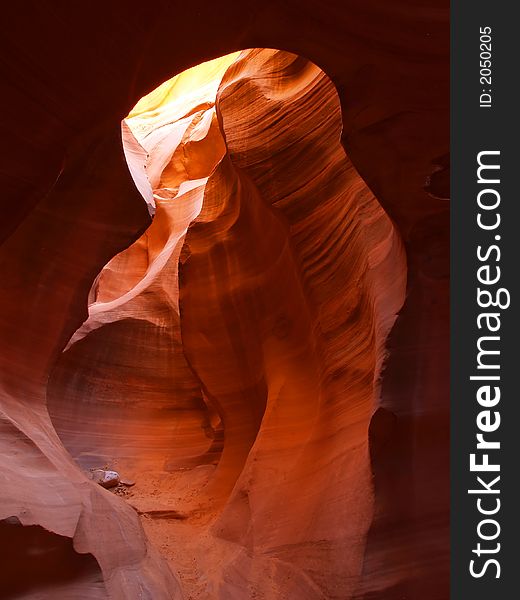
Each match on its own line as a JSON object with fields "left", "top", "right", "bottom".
{"left": 0, "top": 3, "right": 449, "bottom": 597}
{"left": 44, "top": 49, "right": 406, "bottom": 598}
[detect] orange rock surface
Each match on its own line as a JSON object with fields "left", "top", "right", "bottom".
{"left": 44, "top": 49, "right": 406, "bottom": 598}
{"left": 0, "top": 4, "right": 449, "bottom": 599}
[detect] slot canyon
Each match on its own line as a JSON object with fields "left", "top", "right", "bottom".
{"left": 0, "top": 4, "right": 449, "bottom": 600}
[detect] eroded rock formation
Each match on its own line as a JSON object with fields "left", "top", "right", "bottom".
{"left": 43, "top": 49, "right": 406, "bottom": 598}
{"left": 0, "top": 3, "right": 449, "bottom": 599}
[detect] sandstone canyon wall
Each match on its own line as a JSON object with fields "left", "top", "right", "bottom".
{"left": 0, "top": 3, "right": 449, "bottom": 600}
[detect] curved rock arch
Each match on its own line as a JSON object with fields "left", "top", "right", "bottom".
{"left": 0, "top": 5, "right": 449, "bottom": 599}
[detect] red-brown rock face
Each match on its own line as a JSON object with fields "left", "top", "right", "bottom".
{"left": 44, "top": 49, "right": 406, "bottom": 598}
{"left": 0, "top": 4, "right": 449, "bottom": 599}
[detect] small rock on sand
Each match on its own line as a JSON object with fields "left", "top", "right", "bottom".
{"left": 90, "top": 469, "right": 120, "bottom": 488}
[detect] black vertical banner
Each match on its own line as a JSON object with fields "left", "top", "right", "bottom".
{"left": 452, "top": 3, "right": 519, "bottom": 599}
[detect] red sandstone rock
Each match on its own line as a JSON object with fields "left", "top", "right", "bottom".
{"left": 44, "top": 48, "right": 406, "bottom": 599}
{"left": 119, "top": 478, "right": 136, "bottom": 487}
{"left": 0, "top": 4, "right": 449, "bottom": 599}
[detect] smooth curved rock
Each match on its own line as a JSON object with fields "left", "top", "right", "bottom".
{"left": 0, "top": 3, "right": 449, "bottom": 598}
{"left": 44, "top": 49, "right": 407, "bottom": 599}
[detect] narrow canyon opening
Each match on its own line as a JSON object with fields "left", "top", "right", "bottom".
{"left": 46, "top": 49, "right": 407, "bottom": 599}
